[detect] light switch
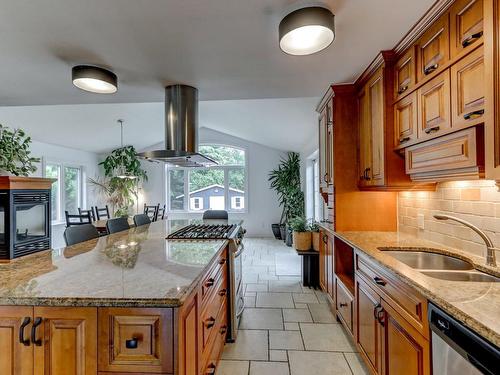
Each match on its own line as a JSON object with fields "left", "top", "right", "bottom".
{"left": 417, "top": 214, "right": 425, "bottom": 230}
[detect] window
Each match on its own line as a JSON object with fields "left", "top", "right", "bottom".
{"left": 45, "top": 163, "right": 83, "bottom": 223}
{"left": 166, "top": 145, "right": 247, "bottom": 213}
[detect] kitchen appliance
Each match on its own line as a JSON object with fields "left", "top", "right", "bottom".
{"left": 167, "top": 222, "right": 245, "bottom": 341}
{"left": 137, "top": 85, "right": 217, "bottom": 167}
{"left": 429, "top": 303, "right": 500, "bottom": 375}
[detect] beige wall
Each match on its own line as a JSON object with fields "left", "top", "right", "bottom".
{"left": 398, "top": 180, "right": 500, "bottom": 258}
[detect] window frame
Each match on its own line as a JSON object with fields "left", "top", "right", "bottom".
{"left": 166, "top": 144, "right": 248, "bottom": 214}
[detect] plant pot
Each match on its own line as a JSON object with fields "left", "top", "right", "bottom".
{"left": 312, "top": 232, "right": 320, "bottom": 251}
{"left": 285, "top": 226, "right": 293, "bottom": 247}
{"left": 280, "top": 224, "right": 286, "bottom": 243}
{"left": 293, "top": 231, "right": 312, "bottom": 251}
{"left": 271, "top": 224, "right": 282, "bottom": 240}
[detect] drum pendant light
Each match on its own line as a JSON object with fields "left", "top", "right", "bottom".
{"left": 72, "top": 65, "right": 118, "bottom": 94}
{"left": 279, "top": 7, "right": 335, "bottom": 56}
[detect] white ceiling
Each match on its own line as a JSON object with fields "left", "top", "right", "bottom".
{"left": 0, "top": 98, "right": 319, "bottom": 153}
{"left": 0, "top": 0, "right": 435, "bottom": 105}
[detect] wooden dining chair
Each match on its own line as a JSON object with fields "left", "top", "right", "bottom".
{"left": 94, "top": 205, "right": 111, "bottom": 220}
{"left": 65, "top": 211, "right": 93, "bottom": 227}
{"left": 144, "top": 204, "right": 159, "bottom": 221}
{"left": 78, "top": 207, "right": 96, "bottom": 221}
{"left": 106, "top": 217, "right": 130, "bottom": 234}
{"left": 202, "top": 210, "right": 228, "bottom": 220}
{"left": 156, "top": 204, "right": 166, "bottom": 221}
{"left": 64, "top": 224, "right": 99, "bottom": 246}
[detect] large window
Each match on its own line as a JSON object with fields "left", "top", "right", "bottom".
{"left": 167, "top": 145, "right": 247, "bottom": 213}
{"left": 45, "top": 163, "right": 83, "bottom": 223}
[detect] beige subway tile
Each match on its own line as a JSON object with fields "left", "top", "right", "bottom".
{"left": 471, "top": 202, "right": 495, "bottom": 217}
{"left": 452, "top": 201, "right": 473, "bottom": 214}
{"left": 442, "top": 189, "right": 460, "bottom": 200}
{"left": 461, "top": 241, "right": 485, "bottom": 257}
{"left": 481, "top": 217, "right": 500, "bottom": 232}
{"left": 460, "top": 189, "right": 481, "bottom": 201}
{"left": 480, "top": 187, "right": 500, "bottom": 202}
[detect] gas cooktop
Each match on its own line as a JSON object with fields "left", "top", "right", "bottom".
{"left": 167, "top": 224, "right": 238, "bottom": 239}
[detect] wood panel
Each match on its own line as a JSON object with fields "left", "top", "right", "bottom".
{"left": 0, "top": 176, "right": 56, "bottom": 190}
{"left": 394, "top": 47, "right": 416, "bottom": 100}
{"left": 451, "top": 46, "right": 485, "bottom": 128}
{"left": 368, "top": 68, "right": 386, "bottom": 186}
{"left": 394, "top": 92, "right": 418, "bottom": 147}
{"left": 176, "top": 287, "right": 200, "bottom": 375}
{"left": 200, "top": 269, "right": 227, "bottom": 353}
{"left": 450, "top": 0, "right": 484, "bottom": 58}
{"left": 318, "top": 108, "right": 328, "bottom": 189}
{"left": 335, "top": 278, "right": 353, "bottom": 334}
{"left": 34, "top": 306, "right": 97, "bottom": 375}
{"left": 0, "top": 306, "right": 33, "bottom": 375}
{"left": 201, "top": 249, "right": 227, "bottom": 308}
{"left": 326, "top": 232, "right": 334, "bottom": 299}
{"left": 358, "top": 86, "right": 372, "bottom": 186}
{"left": 319, "top": 231, "right": 327, "bottom": 291}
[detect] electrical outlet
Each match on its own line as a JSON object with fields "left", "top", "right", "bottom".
{"left": 417, "top": 214, "right": 425, "bottom": 230}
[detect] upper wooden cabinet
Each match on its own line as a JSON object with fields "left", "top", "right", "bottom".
{"left": 450, "top": 0, "right": 484, "bottom": 58}
{"left": 394, "top": 92, "right": 418, "bottom": 147}
{"left": 394, "top": 47, "right": 416, "bottom": 100}
{"left": 358, "top": 86, "right": 372, "bottom": 185}
{"left": 318, "top": 91, "right": 334, "bottom": 192}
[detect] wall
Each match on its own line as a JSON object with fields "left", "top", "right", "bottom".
{"left": 139, "top": 127, "right": 285, "bottom": 237}
{"left": 398, "top": 180, "right": 500, "bottom": 258}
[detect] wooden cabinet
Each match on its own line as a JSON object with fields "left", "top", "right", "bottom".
{"left": 450, "top": 0, "right": 484, "bottom": 59}
{"left": 319, "top": 231, "right": 334, "bottom": 300}
{"left": 358, "top": 86, "right": 372, "bottom": 185}
{"left": 335, "top": 278, "right": 353, "bottom": 333}
{"left": 394, "top": 47, "right": 416, "bottom": 100}
{"left": 451, "top": 46, "right": 485, "bottom": 128}
{"left": 318, "top": 93, "right": 334, "bottom": 191}
{"left": 0, "top": 306, "right": 33, "bottom": 375}
{"left": 394, "top": 92, "right": 418, "bottom": 147}
{"left": 318, "top": 107, "right": 328, "bottom": 190}
{"left": 319, "top": 231, "right": 327, "bottom": 291}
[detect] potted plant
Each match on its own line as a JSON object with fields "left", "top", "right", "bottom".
{"left": 0, "top": 124, "right": 40, "bottom": 176}
{"left": 309, "top": 220, "right": 320, "bottom": 251}
{"left": 268, "top": 152, "right": 305, "bottom": 245}
{"left": 289, "top": 216, "right": 311, "bottom": 251}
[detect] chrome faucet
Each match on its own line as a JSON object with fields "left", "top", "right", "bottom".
{"left": 434, "top": 214, "right": 498, "bottom": 267}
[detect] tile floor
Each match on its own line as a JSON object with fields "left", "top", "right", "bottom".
{"left": 218, "top": 238, "right": 370, "bottom": 375}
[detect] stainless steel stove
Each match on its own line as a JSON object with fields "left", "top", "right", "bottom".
{"left": 167, "top": 224, "right": 237, "bottom": 239}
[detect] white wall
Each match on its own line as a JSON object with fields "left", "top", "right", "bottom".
{"left": 139, "top": 127, "right": 286, "bottom": 237}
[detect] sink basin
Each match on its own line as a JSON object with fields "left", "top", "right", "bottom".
{"left": 382, "top": 250, "right": 474, "bottom": 271}
{"left": 421, "top": 271, "right": 500, "bottom": 282}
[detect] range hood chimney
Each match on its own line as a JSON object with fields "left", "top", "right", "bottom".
{"left": 137, "top": 85, "right": 217, "bottom": 167}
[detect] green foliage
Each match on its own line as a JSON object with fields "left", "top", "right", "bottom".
{"left": 308, "top": 219, "right": 320, "bottom": 232}
{"left": 268, "top": 152, "right": 304, "bottom": 225}
{"left": 199, "top": 145, "right": 245, "bottom": 166}
{"left": 0, "top": 124, "right": 40, "bottom": 176}
{"left": 99, "top": 146, "right": 147, "bottom": 181}
{"left": 169, "top": 169, "right": 185, "bottom": 210}
{"left": 289, "top": 216, "right": 308, "bottom": 232}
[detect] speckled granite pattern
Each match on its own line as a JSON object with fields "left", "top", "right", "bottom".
{"left": 319, "top": 224, "right": 500, "bottom": 347}
{"left": 0, "top": 220, "right": 230, "bottom": 307}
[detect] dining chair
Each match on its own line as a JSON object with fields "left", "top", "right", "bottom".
{"left": 63, "top": 224, "right": 99, "bottom": 246}
{"left": 65, "top": 211, "right": 93, "bottom": 227}
{"left": 133, "top": 213, "right": 151, "bottom": 227}
{"left": 94, "top": 205, "right": 111, "bottom": 220}
{"left": 144, "top": 204, "right": 159, "bottom": 221}
{"left": 156, "top": 204, "right": 166, "bottom": 221}
{"left": 106, "top": 217, "right": 130, "bottom": 234}
{"left": 203, "top": 210, "right": 228, "bottom": 220}
{"left": 78, "top": 207, "right": 96, "bottom": 221}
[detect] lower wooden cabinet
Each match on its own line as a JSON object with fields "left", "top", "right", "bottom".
{"left": 319, "top": 230, "right": 335, "bottom": 301}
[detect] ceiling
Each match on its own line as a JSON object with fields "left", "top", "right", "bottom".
{"left": 0, "top": 0, "right": 435, "bottom": 106}
{"left": 0, "top": 97, "right": 319, "bottom": 153}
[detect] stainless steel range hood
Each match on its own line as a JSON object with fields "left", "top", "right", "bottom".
{"left": 137, "top": 85, "right": 217, "bottom": 167}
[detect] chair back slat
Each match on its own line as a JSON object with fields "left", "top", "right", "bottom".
{"left": 64, "top": 224, "right": 99, "bottom": 246}
{"left": 156, "top": 204, "right": 166, "bottom": 221}
{"left": 144, "top": 204, "right": 159, "bottom": 221}
{"left": 65, "top": 211, "right": 92, "bottom": 227}
{"left": 78, "top": 207, "right": 96, "bottom": 221}
{"left": 94, "top": 205, "right": 111, "bottom": 220}
{"left": 106, "top": 217, "right": 130, "bottom": 234}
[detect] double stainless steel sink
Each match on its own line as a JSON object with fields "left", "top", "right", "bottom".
{"left": 380, "top": 249, "right": 500, "bottom": 282}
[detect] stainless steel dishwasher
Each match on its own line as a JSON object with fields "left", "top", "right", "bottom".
{"left": 429, "top": 303, "right": 500, "bottom": 375}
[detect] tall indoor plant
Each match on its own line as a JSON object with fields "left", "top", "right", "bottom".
{"left": 0, "top": 124, "right": 40, "bottom": 176}
{"left": 268, "top": 152, "right": 305, "bottom": 245}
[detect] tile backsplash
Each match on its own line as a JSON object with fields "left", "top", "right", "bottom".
{"left": 398, "top": 180, "right": 500, "bottom": 258}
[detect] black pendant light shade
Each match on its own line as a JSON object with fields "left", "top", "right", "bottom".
{"left": 72, "top": 65, "right": 118, "bottom": 94}
{"left": 279, "top": 7, "right": 335, "bottom": 56}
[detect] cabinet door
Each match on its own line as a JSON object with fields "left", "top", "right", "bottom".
{"left": 0, "top": 306, "right": 33, "bottom": 375}
{"left": 326, "top": 233, "right": 334, "bottom": 299}
{"left": 33, "top": 307, "right": 97, "bottom": 375}
{"left": 358, "top": 86, "right": 372, "bottom": 186}
{"left": 326, "top": 99, "right": 334, "bottom": 187}
{"left": 395, "top": 48, "right": 416, "bottom": 100}
{"left": 450, "top": 0, "right": 483, "bottom": 58}
{"left": 319, "top": 232, "right": 327, "bottom": 291}
{"left": 368, "top": 69, "right": 386, "bottom": 186}
{"left": 417, "top": 70, "right": 451, "bottom": 140}
{"left": 394, "top": 92, "right": 418, "bottom": 147}
{"left": 178, "top": 290, "right": 200, "bottom": 375}
{"left": 381, "top": 301, "right": 430, "bottom": 375}
{"left": 355, "top": 277, "right": 382, "bottom": 375}
{"left": 417, "top": 13, "right": 450, "bottom": 81}
{"left": 319, "top": 110, "right": 328, "bottom": 189}
{"left": 451, "top": 46, "right": 485, "bottom": 128}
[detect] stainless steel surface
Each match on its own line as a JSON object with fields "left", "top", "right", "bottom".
{"left": 431, "top": 332, "right": 482, "bottom": 375}
{"left": 382, "top": 250, "right": 473, "bottom": 270}
{"left": 422, "top": 270, "right": 500, "bottom": 282}
{"left": 434, "top": 214, "right": 498, "bottom": 267}
{"left": 227, "top": 228, "right": 244, "bottom": 342}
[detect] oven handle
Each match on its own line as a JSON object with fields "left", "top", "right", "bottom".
{"left": 234, "top": 243, "right": 245, "bottom": 258}
{"left": 236, "top": 296, "right": 245, "bottom": 318}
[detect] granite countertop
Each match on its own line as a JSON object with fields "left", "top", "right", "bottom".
{"left": 319, "top": 223, "right": 500, "bottom": 347}
{"left": 0, "top": 219, "right": 233, "bottom": 308}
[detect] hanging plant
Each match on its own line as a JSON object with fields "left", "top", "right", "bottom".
{"left": 0, "top": 124, "right": 40, "bottom": 176}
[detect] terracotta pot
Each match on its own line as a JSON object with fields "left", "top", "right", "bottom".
{"left": 293, "top": 231, "right": 312, "bottom": 251}
{"left": 312, "top": 232, "right": 320, "bottom": 251}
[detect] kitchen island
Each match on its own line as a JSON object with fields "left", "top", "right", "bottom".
{"left": 0, "top": 219, "right": 232, "bottom": 375}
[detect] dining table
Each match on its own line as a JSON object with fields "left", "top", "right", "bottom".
{"left": 92, "top": 218, "right": 136, "bottom": 232}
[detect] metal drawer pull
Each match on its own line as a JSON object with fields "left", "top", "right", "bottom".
{"left": 399, "top": 136, "right": 410, "bottom": 144}
{"left": 377, "top": 307, "right": 385, "bottom": 327}
{"left": 219, "top": 325, "right": 228, "bottom": 335}
{"left": 462, "top": 31, "right": 483, "bottom": 47}
{"left": 219, "top": 258, "right": 226, "bottom": 265}
{"left": 236, "top": 296, "right": 245, "bottom": 318}
{"left": 463, "top": 109, "right": 484, "bottom": 120}
{"left": 339, "top": 302, "right": 348, "bottom": 308}
{"left": 206, "top": 363, "right": 217, "bottom": 374}
{"left": 204, "top": 317, "right": 216, "bottom": 329}
{"left": 324, "top": 173, "right": 328, "bottom": 183}
{"left": 424, "top": 63, "right": 438, "bottom": 75}
{"left": 218, "top": 288, "right": 227, "bottom": 297}
{"left": 373, "top": 303, "right": 382, "bottom": 320}
{"left": 125, "top": 337, "right": 139, "bottom": 349}
{"left": 31, "top": 317, "right": 43, "bottom": 346}
{"left": 204, "top": 278, "right": 215, "bottom": 288}
{"left": 424, "top": 125, "right": 440, "bottom": 134}
{"left": 19, "top": 317, "right": 31, "bottom": 346}
{"left": 398, "top": 85, "right": 408, "bottom": 95}
{"left": 373, "top": 276, "right": 387, "bottom": 286}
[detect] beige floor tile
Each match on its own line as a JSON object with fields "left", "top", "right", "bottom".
{"left": 240, "top": 308, "right": 283, "bottom": 330}
{"left": 288, "top": 350, "right": 352, "bottom": 375}
{"left": 269, "top": 330, "right": 304, "bottom": 350}
{"left": 222, "top": 330, "right": 268, "bottom": 360}
{"left": 308, "top": 303, "right": 336, "bottom": 323}
{"left": 294, "top": 303, "right": 308, "bottom": 309}
{"left": 292, "top": 293, "right": 319, "bottom": 304}
{"left": 217, "top": 360, "right": 250, "bottom": 375}
{"left": 259, "top": 273, "right": 279, "bottom": 281}
{"left": 250, "top": 361, "right": 290, "bottom": 375}
{"left": 245, "top": 291, "right": 257, "bottom": 297}
{"left": 284, "top": 322, "right": 300, "bottom": 330}
{"left": 256, "top": 292, "right": 294, "bottom": 308}
{"left": 244, "top": 295, "right": 256, "bottom": 308}
{"left": 300, "top": 323, "right": 356, "bottom": 352}
{"left": 344, "top": 353, "right": 371, "bottom": 375}
{"left": 283, "top": 308, "right": 313, "bottom": 323}
{"left": 270, "top": 349, "right": 288, "bottom": 362}
{"left": 269, "top": 280, "right": 303, "bottom": 292}
{"left": 246, "top": 283, "right": 268, "bottom": 292}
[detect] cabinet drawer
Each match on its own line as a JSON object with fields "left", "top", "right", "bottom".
{"left": 98, "top": 308, "right": 174, "bottom": 373}
{"left": 201, "top": 299, "right": 227, "bottom": 374}
{"left": 201, "top": 248, "right": 228, "bottom": 308}
{"left": 394, "top": 92, "right": 418, "bottom": 147}
{"left": 201, "top": 269, "right": 227, "bottom": 352}
{"left": 355, "top": 253, "right": 428, "bottom": 337}
{"left": 394, "top": 47, "right": 416, "bottom": 100}
{"left": 450, "top": 0, "right": 483, "bottom": 58}
{"left": 335, "top": 278, "right": 353, "bottom": 333}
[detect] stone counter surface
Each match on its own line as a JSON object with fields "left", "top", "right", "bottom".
{"left": 0, "top": 219, "right": 231, "bottom": 308}
{"left": 319, "top": 223, "right": 500, "bottom": 347}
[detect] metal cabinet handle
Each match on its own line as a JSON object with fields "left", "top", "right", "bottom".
{"left": 399, "top": 136, "right": 410, "bottom": 144}
{"left": 322, "top": 234, "right": 328, "bottom": 244}
{"left": 373, "top": 276, "right": 387, "bottom": 286}
{"left": 19, "top": 317, "right": 31, "bottom": 346}
{"left": 377, "top": 307, "right": 386, "bottom": 327}
{"left": 463, "top": 109, "right": 484, "bottom": 120}
{"left": 424, "top": 63, "right": 438, "bottom": 75}
{"left": 31, "top": 317, "right": 42, "bottom": 346}
{"left": 218, "top": 288, "right": 227, "bottom": 297}
{"left": 204, "top": 278, "right": 215, "bottom": 288}
{"left": 205, "top": 363, "right": 217, "bottom": 375}
{"left": 125, "top": 337, "right": 139, "bottom": 349}
{"left": 398, "top": 85, "right": 408, "bottom": 95}
{"left": 462, "top": 31, "right": 483, "bottom": 48}
{"left": 424, "top": 125, "right": 440, "bottom": 134}
{"left": 323, "top": 173, "right": 328, "bottom": 183}
{"left": 373, "top": 303, "right": 382, "bottom": 320}
{"left": 364, "top": 168, "right": 371, "bottom": 181}
{"left": 339, "top": 302, "right": 348, "bottom": 308}
{"left": 219, "top": 258, "right": 226, "bottom": 265}
{"left": 236, "top": 296, "right": 245, "bottom": 318}
{"left": 204, "top": 317, "right": 216, "bottom": 329}
{"left": 219, "top": 325, "right": 228, "bottom": 335}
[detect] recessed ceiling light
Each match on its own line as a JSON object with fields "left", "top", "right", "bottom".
{"left": 279, "top": 7, "right": 335, "bottom": 56}
{"left": 72, "top": 65, "right": 118, "bottom": 94}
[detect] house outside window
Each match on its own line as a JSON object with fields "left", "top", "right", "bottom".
{"left": 167, "top": 145, "right": 247, "bottom": 213}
